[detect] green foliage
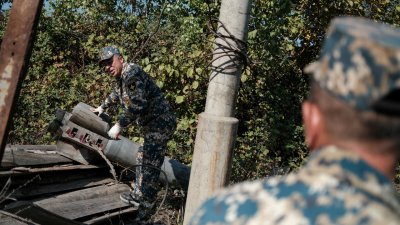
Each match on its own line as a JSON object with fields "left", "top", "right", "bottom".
{"left": 231, "top": 0, "right": 400, "bottom": 182}
{"left": 1, "top": 0, "right": 399, "bottom": 183}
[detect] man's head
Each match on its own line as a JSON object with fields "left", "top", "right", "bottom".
{"left": 99, "top": 46, "right": 124, "bottom": 77}
{"left": 303, "top": 17, "right": 400, "bottom": 154}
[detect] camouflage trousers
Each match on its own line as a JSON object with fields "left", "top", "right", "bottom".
{"left": 135, "top": 113, "right": 176, "bottom": 202}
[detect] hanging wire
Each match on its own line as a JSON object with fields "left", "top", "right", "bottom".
{"left": 189, "top": 3, "right": 256, "bottom": 91}
{"left": 198, "top": 17, "right": 253, "bottom": 83}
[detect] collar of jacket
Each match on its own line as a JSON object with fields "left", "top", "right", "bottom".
{"left": 305, "top": 145, "right": 399, "bottom": 211}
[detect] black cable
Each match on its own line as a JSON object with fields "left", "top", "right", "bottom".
{"left": 191, "top": 15, "right": 254, "bottom": 90}
{"left": 208, "top": 18, "right": 252, "bottom": 74}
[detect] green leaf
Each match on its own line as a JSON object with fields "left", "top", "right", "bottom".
{"left": 192, "top": 81, "right": 199, "bottom": 89}
{"left": 248, "top": 30, "right": 257, "bottom": 39}
{"left": 187, "top": 67, "right": 194, "bottom": 78}
{"left": 166, "top": 64, "right": 172, "bottom": 73}
{"left": 144, "top": 64, "right": 152, "bottom": 72}
{"left": 195, "top": 67, "right": 203, "bottom": 75}
{"left": 175, "top": 95, "right": 185, "bottom": 104}
{"left": 156, "top": 80, "right": 164, "bottom": 88}
{"left": 193, "top": 50, "right": 202, "bottom": 57}
{"left": 144, "top": 57, "right": 150, "bottom": 65}
{"left": 241, "top": 74, "right": 248, "bottom": 82}
{"left": 183, "top": 84, "right": 190, "bottom": 94}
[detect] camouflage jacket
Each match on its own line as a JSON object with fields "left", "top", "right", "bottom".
{"left": 101, "top": 63, "right": 174, "bottom": 128}
{"left": 189, "top": 146, "right": 400, "bottom": 225}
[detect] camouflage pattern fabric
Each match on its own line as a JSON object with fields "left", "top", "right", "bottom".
{"left": 98, "top": 46, "right": 120, "bottom": 63}
{"left": 189, "top": 146, "right": 400, "bottom": 225}
{"left": 304, "top": 17, "right": 400, "bottom": 111}
{"left": 101, "top": 62, "right": 175, "bottom": 129}
{"left": 101, "top": 62, "right": 176, "bottom": 201}
{"left": 136, "top": 113, "right": 176, "bottom": 201}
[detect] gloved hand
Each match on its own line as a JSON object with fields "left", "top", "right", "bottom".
{"left": 91, "top": 105, "right": 104, "bottom": 116}
{"left": 108, "top": 123, "right": 121, "bottom": 139}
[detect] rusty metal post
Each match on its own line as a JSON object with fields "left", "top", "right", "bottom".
{"left": 0, "top": 0, "right": 44, "bottom": 164}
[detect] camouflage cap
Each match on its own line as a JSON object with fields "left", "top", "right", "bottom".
{"left": 304, "top": 17, "right": 400, "bottom": 114}
{"left": 98, "top": 46, "right": 120, "bottom": 64}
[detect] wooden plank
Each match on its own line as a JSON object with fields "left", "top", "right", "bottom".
{"left": 7, "top": 145, "right": 57, "bottom": 151}
{"left": 34, "top": 183, "right": 132, "bottom": 220}
{"left": 35, "top": 183, "right": 130, "bottom": 205}
{"left": 1, "top": 167, "right": 108, "bottom": 187}
{"left": 0, "top": 217, "right": 28, "bottom": 225}
{"left": 0, "top": 0, "right": 44, "bottom": 162}
{"left": 11, "top": 164, "right": 101, "bottom": 172}
{"left": 0, "top": 210, "right": 39, "bottom": 225}
{"left": 5, "top": 202, "right": 84, "bottom": 225}
{"left": 0, "top": 164, "right": 102, "bottom": 177}
{"left": 10, "top": 177, "right": 115, "bottom": 199}
{"left": 83, "top": 207, "right": 136, "bottom": 225}
{"left": 1, "top": 147, "right": 72, "bottom": 168}
{"left": 40, "top": 193, "right": 132, "bottom": 220}
{"left": 0, "top": 217, "right": 31, "bottom": 225}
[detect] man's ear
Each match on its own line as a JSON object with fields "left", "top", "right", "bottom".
{"left": 302, "top": 101, "right": 325, "bottom": 150}
{"left": 118, "top": 55, "right": 124, "bottom": 63}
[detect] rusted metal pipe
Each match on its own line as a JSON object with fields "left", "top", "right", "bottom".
{"left": 0, "top": 0, "right": 44, "bottom": 164}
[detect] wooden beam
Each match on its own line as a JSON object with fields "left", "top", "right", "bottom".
{"left": 34, "top": 183, "right": 132, "bottom": 220}
{"left": 34, "top": 183, "right": 130, "bottom": 205}
{"left": 1, "top": 146, "right": 72, "bottom": 168}
{"left": 10, "top": 177, "right": 115, "bottom": 199}
{"left": 0, "top": 210, "right": 40, "bottom": 225}
{"left": 83, "top": 207, "right": 136, "bottom": 225}
{"left": 39, "top": 194, "right": 132, "bottom": 220}
{"left": 0, "top": 164, "right": 103, "bottom": 177}
{"left": 5, "top": 202, "right": 84, "bottom": 225}
{"left": 7, "top": 145, "right": 57, "bottom": 151}
{"left": 0, "top": 0, "right": 44, "bottom": 163}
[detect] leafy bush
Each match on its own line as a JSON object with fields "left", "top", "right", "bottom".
{"left": 1, "top": 0, "right": 399, "bottom": 183}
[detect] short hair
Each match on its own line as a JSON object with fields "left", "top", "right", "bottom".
{"left": 308, "top": 81, "right": 400, "bottom": 153}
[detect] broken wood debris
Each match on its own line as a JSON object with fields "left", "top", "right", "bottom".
{"left": 0, "top": 145, "right": 139, "bottom": 225}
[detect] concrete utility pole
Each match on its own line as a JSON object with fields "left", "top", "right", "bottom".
{"left": 183, "top": 0, "right": 252, "bottom": 224}
{"left": 0, "top": 0, "right": 44, "bottom": 163}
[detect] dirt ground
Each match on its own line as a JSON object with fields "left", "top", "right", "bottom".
{"left": 150, "top": 188, "right": 186, "bottom": 225}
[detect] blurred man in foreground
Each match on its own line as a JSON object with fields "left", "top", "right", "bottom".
{"left": 189, "top": 16, "right": 400, "bottom": 225}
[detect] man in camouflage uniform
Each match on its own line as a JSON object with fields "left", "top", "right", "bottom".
{"left": 93, "top": 46, "right": 176, "bottom": 213}
{"left": 189, "top": 17, "right": 400, "bottom": 225}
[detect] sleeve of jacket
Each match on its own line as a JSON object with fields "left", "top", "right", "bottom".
{"left": 101, "top": 86, "right": 120, "bottom": 109}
